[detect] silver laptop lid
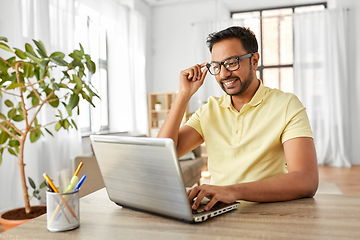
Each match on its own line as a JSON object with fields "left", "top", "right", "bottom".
{"left": 90, "top": 135, "right": 194, "bottom": 222}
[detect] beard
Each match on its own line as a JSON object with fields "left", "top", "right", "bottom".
{"left": 219, "top": 68, "right": 254, "bottom": 97}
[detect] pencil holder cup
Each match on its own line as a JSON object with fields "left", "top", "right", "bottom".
{"left": 46, "top": 190, "right": 80, "bottom": 232}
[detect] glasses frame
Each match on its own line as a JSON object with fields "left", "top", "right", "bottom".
{"left": 206, "top": 53, "right": 254, "bottom": 75}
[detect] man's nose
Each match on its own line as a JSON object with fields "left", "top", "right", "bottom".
{"left": 219, "top": 65, "right": 232, "bottom": 79}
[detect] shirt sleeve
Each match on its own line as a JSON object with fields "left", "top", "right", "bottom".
{"left": 185, "top": 107, "right": 204, "bottom": 139}
{"left": 281, "top": 95, "right": 313, "bottom": 143}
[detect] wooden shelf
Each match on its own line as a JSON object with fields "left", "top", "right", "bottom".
{"left": 148, "top": 92, "right": 188, "bottom": 137}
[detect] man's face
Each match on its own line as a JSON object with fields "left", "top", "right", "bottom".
{"left": 211, "top": 38, "right": 255, "bottom": 96}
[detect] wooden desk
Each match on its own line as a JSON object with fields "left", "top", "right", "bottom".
{"left": 1, "top": 188, "right": 359, "bottom": 239}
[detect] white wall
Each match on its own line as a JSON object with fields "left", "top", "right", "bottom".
{"left": 148, "top": 0, "right": 360, "bottom": 164}
{"left": 149, "top": 0, "right": 228, "bottom": 93}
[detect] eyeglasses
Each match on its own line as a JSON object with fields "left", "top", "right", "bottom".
{"left": 206, "top": 53, "right": 254, "bottom": 75}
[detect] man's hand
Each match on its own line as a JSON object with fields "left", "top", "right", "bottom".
{"left": 187, "top": 184, "right": 237, "bottom": 211}
{"left": 179, "top": 63, "right": 208, "bottom": 98}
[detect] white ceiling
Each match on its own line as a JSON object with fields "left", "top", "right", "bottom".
{"left": 142, "top": 0, "right": 240, "bottom": 8}
{"left": 141, "top": 0, "right": 260, "bottom": 11}
{"left": 143, "top": 0, "right": 200, "bottom": 6}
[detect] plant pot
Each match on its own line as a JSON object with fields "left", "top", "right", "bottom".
{"left": 154, "top": 103, "right": 161, "bottom": 111}
{"left": 0, "top": 205, "right": 46, "bottom": 231}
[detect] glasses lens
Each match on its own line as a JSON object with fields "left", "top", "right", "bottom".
{"left": 208, "top": 63, "right": 220, "bottom": 75}
{"left": 224, "top": 58, "right": 239, "bottom": 71}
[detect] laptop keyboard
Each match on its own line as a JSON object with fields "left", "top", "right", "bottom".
{"left": 192, "top": 201, "right": 227, "bottom": 215}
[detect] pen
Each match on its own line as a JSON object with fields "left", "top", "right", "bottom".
{"left": 43, "top": 173, "right": 58, "bottom": 193}
{"left": 43, "top": 173, "right": 78, "bottom": 220}
{"left": 55, "top": 175, "right": 86, "bottom": 221}
{"left": 74, "top": 175, "right": 86, "bottom": 192}
{"left": 44, "top": 180, "right": 55, "bottom": 192}
{"left": 63, "top": 162, "right": 83, "bottom": 193}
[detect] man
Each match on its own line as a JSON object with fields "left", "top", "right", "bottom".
{"left": 157, "top": 26, "right": 318, "bottom": 211}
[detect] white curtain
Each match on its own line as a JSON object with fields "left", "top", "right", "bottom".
{"left": 129, "top": 10, "right": 148, "bottom": 135}
{"left": 0, "top": 0, "right": 82, "bottom": 212}
{"left": 92, "top": 1, "right": 147, "bottom": 136}
{"left": 294, "top": 9, "right": 351, "bottom": 167}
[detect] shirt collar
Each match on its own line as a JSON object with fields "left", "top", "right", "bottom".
{"left": 219, "top": 79, "right": 265, "bottom": 109}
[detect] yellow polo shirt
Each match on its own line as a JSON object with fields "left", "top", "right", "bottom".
{"left": 185, "top": 80, "right": 313, "bottom": 186}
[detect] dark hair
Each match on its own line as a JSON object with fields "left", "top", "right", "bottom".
{"left": 206, "top": 26, "right": 258, "bottom": 53}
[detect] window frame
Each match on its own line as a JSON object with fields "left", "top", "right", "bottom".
{"left": 78, "top": 16, "right": 110, "bottom": 136}
{"left": 231, "top": 2, "right": 327, "bottom": 88}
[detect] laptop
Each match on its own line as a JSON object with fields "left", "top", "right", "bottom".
{"left": 90, "top": 135, "right": 240, "bottom": 223}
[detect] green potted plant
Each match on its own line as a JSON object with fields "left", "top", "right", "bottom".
{"left": 154, "top": 101, "right": 161, "bottom": 111}
{"left": 0, "top": 37, "right": 98, "bottom": 230}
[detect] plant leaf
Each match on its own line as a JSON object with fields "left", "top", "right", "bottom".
{"left": 30, "top": 129, "right": 41, "bottom": 143}
{"left": 63, "top": 119, "right": 70, "bottom": 130}
{"left": 23, "top": 63, "right": 35, "bottom": 78}
{"left": 45, "top": 127, "right": 54, "bottom": 137}
{"left": 7, "top": 108, "right": 16, "bottom": 119}
{"left": 15, "top": 145, "right": 20, "bottom": 153}
{"left": 33, "top": 190, "right": 41, "bottom": 200}
{"left": 32, "top": 95, "right": 40, "bottom": 106}
{"left": 50, "top": 52, "right": 65, "bottom": 58}
{"left": 7, "top": 56, "right": 16, "bottom": 66}
{"left": 72, "top": 74, "right": 82, "bottom": 89}
{"left": 39, "top": 59, "right": 49, "bottom": 70}
{"left": 28, "top": 177, "right": 36, "bottom": 189}
{"left": 70, "top": 50, "right": 83, "bottom": 60}
{"left": 4, "top": 100, "right": 14, "bottom": 107}
{"left": 49, "top": 93, "right": 59, "bottom": 108}
{"left": 55, "top": 121, "right": 62, "bottom": 131}
{"left": 6, "top": 82, "right": 25, "bottom": 90}
{"left": 9, "top": 139, "right": 20, "bottom": 147}
{"left": 57, "top": 109, "right": 63, "bottom": 119}
{"left": 5, "top": 73, "right": 16, "bottom": 83}
{"left": 0, "top": 42, "right": 13, "bottom": 53}
{"left": 0, "top": 37, "right": 8, "bottom": 42}
{"left": 25, "top": 43, "right": 38, "bottom": 57}
{"left": 33, "top": 39, "right": 47, "bottom": 58}
{"left": 58, "top": 83, "right": 69, "bottom": 89}
{"left": 68, "top": 94, "right": 79, "bottom": 110}
{"left": 50, "top": 56, "right": 68, "bottom": 66}
{"left": 71, "top": 119, "right": 78, "bottom": 130}
{"left": 0, "top": 131, "right": 9, "bottom": 144}
{"left": 52, "top": 83, "right": 60, "bottom": 90}
{"left": 85, "top": 55, "right": 96, "bottom": 74}
{"left": 25, "top": 52, "right": 41, "bottom": 63}
{"left": 8, "top": 148, "right": 17, "bottom": 157}
{"left": 79, "top": 43, "right": 84, "bottom": 55}
{"left": 14, "top": 48, "right": 27, "bottom": 59}
{"left": 39, "top": 68, "right": 46, "bottom": 80}
{"left": 39, "top": 181, "right": 46, "bottom": 189}
{"left": 12, "top": 115, "right": 24, "bottom": 122}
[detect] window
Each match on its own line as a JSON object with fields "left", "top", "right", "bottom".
{"left": 75, "top": 5, "right": 109, "bottom": 135}
{"left": 232, "top": 3, "right": 326, "bottom": 93}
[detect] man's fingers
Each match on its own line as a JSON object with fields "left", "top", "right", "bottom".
{"left": 187, "top": 68, "right": 194, "bottom": 80}
{"left": 185, "top": 63, "right": 208, "bottom": 81}
{"left": 192, "top": 190, "right": 206, "bottom": 210}
{"left": 200, "top": 62, "right": 208, "bottom": 68}
{"left": 200, "top": 67, "right": 208, "bottom": 81}
{"left": 188, "top": 186, "right": 204, "bottom": 209}
{"left": 205, "top": 196, "right": 218, "bottom": 211}
{"left": 188, "top": 187, "right": 199, "bottom": 204}
{"left": 193, "top": 65, "right": 200, "bottom": 81}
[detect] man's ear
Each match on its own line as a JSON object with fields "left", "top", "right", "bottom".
{"left": 251, "top": 52, "right": 260, "bottom": 70}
